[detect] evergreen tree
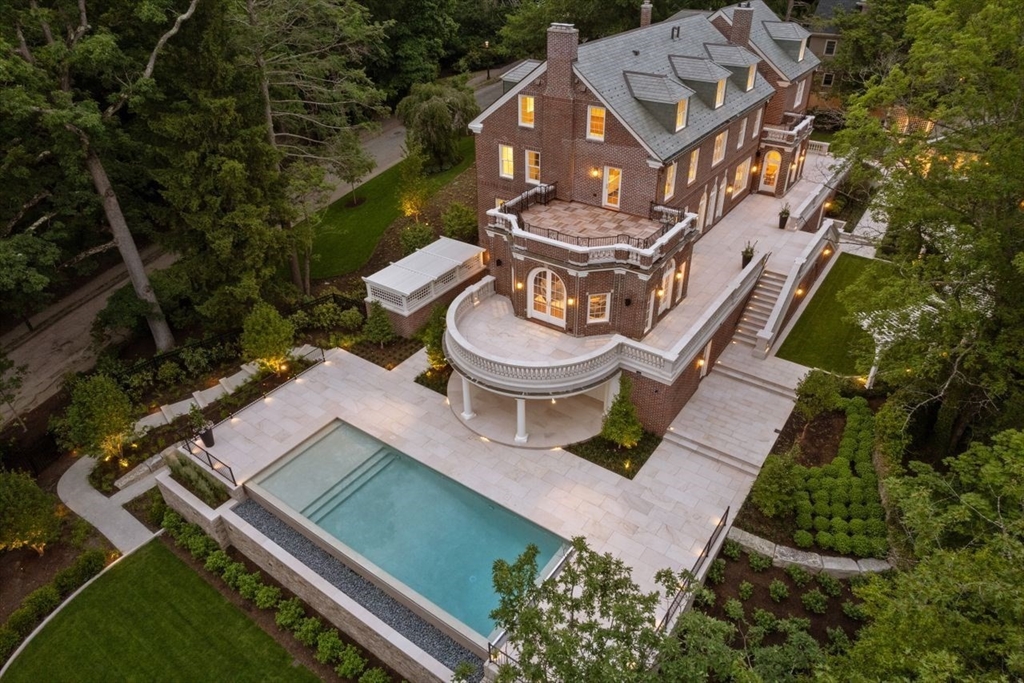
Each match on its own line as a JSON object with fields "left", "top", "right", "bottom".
{"left": 362, "top": 302, "right": 396, "bottom": 348}
{"left": 601, "top": 375, "right": 643, "bottom": 449}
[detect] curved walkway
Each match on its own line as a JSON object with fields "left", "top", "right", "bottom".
{"left": 57, "top": 457, "right": 158, "bottom": 554}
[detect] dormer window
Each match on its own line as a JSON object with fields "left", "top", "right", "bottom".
{"left": 715, "top": 79, "right": 726, "bottom": 108}
{"left": 746, "top": 65, "right": 756, "bottom": 91}
{"left": 675, "top": 99, "right": 688, "bottom": 131}
{"left": 518, "top": 95, "right": 535, "bottom": 128}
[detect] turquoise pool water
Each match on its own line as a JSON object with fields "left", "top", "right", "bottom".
{"left": 254, "top": 421, "right": 564, "bottom": 639}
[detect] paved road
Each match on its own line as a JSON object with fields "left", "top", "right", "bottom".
{"left": 0, "top": 69, "right": 511, "bottom": 426}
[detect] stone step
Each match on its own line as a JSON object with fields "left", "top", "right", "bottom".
{"left": 746, "top": 299, "right": 775, "bottom": 315}
{"left": 740, "top": 310, "right": 769, "bottom": 327}
{"left": 712, "top": 361, "right": 795, "bottom": 400}
{"left": 760, "top": 270, "right": 788, "bottom": 283}
{"left": 663, "top": 430, "right": 760, "bottom": 477}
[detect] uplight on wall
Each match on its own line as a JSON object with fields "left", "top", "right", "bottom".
{"left": 796, "top": 287, "right": 805, "bottom": 296}
{"left": 567, "top": 297, "right": 575, "bottom": 305}
{"left": 516, "top": 281, "right": 524, "bottom": 290}
{"left": 823, "top": 248, "right": 832, "bottom": 257}
{"left": 657, "top": 288, "right": 665, "bottom": 297}
{"left": 589, "top": 167, "right": 601, "bottom": 178}
{"left": 726, "top": 185, "right": 734, "bottom": 195}
{"left": 696, "top": 358, "right": 705, "bottom": 368}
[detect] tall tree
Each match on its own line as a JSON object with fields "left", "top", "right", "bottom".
{"left": 362, "top": 0, "right": 457, "bottom": 99}
{"left": 233, "top": 0, "right": 388, "bottom": 293}
{"left": 834, "top": 0, "right": 1024, "bottom": 451}
{"left": 0, "top": 0, "right": 203, "bottom": 352}
{"left": 396, "top": 78, "right": 479, "bottom": 172}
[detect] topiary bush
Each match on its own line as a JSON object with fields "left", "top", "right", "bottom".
{"left": 832, "top": 532, "right": 852, "bottom": 555}
{"left": 769, "top": 579, "right": 789, "bottom": 603}
{"left": 815, "top": 531, "right": 834, "bottom": 550}
{"left": 801, "top": 588, "right": 829, "bottom": 614}
{"left": 830, "top": 518, "right": 848, "bottom": 535}
{"left": 793, "top": 530, "right": 814, "bottom": 548}
{"left": 851, "top": 534, "right": 874, "bottom": 558}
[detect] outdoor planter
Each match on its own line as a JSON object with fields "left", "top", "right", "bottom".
{"left": 741, "top": 241, "right": 756, "bottom": 268}
{"left": 200, "top": 428, "right": 215, "bottom": 448}
{"left": 778, "top": 204, "right": 791, "bottom": 230}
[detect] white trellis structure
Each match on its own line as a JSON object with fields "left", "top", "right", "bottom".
{"left": 363, "top": 237, "right": 486, "bottom": 316}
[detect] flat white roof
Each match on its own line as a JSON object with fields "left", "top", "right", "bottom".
{"left": 363, "top": 237, "right": 484, "bottom": 296}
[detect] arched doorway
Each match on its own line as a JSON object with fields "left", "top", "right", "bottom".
{"left": 659, "top": 259, "right": 675, "bottom": 314}
{"left": 697, "top": 189, "right": 708, "bottom": 233}
{"left": 528, "top": 268, "right": 566, "bottom": 326}
{"left": 759, "top": 150, "right": 782, "bottom": 193}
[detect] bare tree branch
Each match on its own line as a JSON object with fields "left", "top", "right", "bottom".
{"left": 3, "top": 191, "right": 51, "bottom": 236}
{"left": 60, "top": 240, "right": 117, "bottom": 268}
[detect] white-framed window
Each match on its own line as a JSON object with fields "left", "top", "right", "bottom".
{"left": 798, "top": 38, "right": 807, "bottom": 62}
{"left": 495, "top": 197, "right": 506, "bottom": 208}
{"left": 499, "top": 144, "right": 514, "bottom": 178}
{"left": 794, "top": 78, "right": 806, "bottom": 107}
{"left": 664, "top": 162, "right": 677, "bottom": 201}
{"left": 737, "top": 119, "right": 747, "bottom": 148}
{"left": 588, "top": 106, "right": 606, "bottom": 141}
{"left": 529, "top": 268, "right": 566, "bottom": 327}
{"left": 518, "top": 95, "right": 535, "bottom": 128}
{"left": 821, "top": 72, "right": 835, "bottom": 88}
{"left": 587, "top": 294, "right": 610, "bottom": 323}
{"left": 687, "top": 149, "right": 700, "bottom": 184}
{"left": 602, "top": 166, "right": 622, "bottom": 209}
{"left": 526, "top": 150, "right": 541, "bottom": 184}
{"left": 712, "top": 131, "right": 728, "bottom": 166}
{"left": 675, "top": 99, "right": 688, "bottom": 131}
{"left": 746, "top": 64, "right": 756, "bottom": 91}
{"left": 714, "top": 79, "right": 726, "bottom": 108}
{"left": 824, "top": 39, "right": 837, "bottom": 56}
{"left": 733, "top": 157, "right": 751, "bottom": 193}
{"left": 753, "top": 108, "right": 763, "bottom": 138}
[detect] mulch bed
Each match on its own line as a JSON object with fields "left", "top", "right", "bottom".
{"left": 564, "top": 432, "right": 662, "bottom": 480}
{"left": 415, "top": 365, "right": 452, "bottom": 395}
{"left": 345, "top": 338, "right": 423, "bottom": 370}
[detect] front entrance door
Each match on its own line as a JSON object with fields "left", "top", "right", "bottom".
{"left": 759, "top": 150, "right": 781, "bottom": 193}
{"left": 707, "top": 182, "right": 718, "bottom": 228}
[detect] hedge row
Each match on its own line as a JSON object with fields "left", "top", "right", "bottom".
{"left": 0, "top": 549, "right": 108, "bottom": 663}
{"left": 161, "top": 511, "right": 395, "bottom": 683}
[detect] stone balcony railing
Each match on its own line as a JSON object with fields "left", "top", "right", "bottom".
{"left": 444, "top": 256, "right": 767, "bottom": 397}
{"left": 761, "top": 113, "right": 815, "bottom": 147}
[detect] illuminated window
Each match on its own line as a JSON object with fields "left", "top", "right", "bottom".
{"left": 715, "top": 79, "right": 726, "bottom": 108}
{"left": 603, "top": 167, "right": 621, "bottom": 208}
{"left": 664, "top": 162, "right": 677, "bottom": 200}
{"left": 746, "top": 65, "right": 756, "bottom": 91}
{"left": 675, "top": 99, "right": 688, "bottom": 131}
{"left": 734, "top": 157, "right": 751, "bottom": 192}
{"left": 518, "top": 95, "right": 535, "bottom": 128}
{"left": 688, "top": 149, "right": 700, "bottom": 184}
{"left": 499, "top": 144, "right": 514, "bottom": 178}
{"left": 753, "top": 108, "right": 763, "bottom": 138}
{"left": 737, "top": 119, "right": 747, "bottom": 148}
{"left": 588, "top": 106, "right": 606, "bottom": 141}
{"left": 525, "top": 150, "right": 541, "bottom": 184}
{"left": 587, "top": 294, "right": 610, "bottom": 323}
{"left": 530, "top": 269, "right": 566, "bottom": 326}
{"left": 712, "top": 131, "right": 728, "bottom": 166}
{"left": 824, "top": 39, "right": 837, "bottom": 56}
{"left": 495, "top": 198, "right": 506, "bottom": 208}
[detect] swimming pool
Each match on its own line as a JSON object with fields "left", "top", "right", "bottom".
{"left": 248, "top": 420, "right": 565, "bottom": 645}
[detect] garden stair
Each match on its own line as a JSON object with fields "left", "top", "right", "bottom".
{"left": 303, "top": 447, "right": 397, "bottom": 523}
{"left": 711, "top": 360, "right": 796, "bottom": 400}
{"left": 662, "top": 429, "right": 761, "bottom": 477}
{"left": 733, "top": 270, "right": 786, "bottom": 347}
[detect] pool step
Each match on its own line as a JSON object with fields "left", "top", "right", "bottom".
{"left": 303, "top": 448, "right": 397, "bottom": 523}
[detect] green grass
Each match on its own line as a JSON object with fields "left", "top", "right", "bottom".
{"left": 810, "top": 129, "right": 837, "bottom": 143}
{"left": 311, "top": 136, "right": 476, "bottom": 278}
{"left": 776, "top": 253, "right": 873, "bottom": 375}
{"left": 3, "top": 541, "right": 317, "bottom": 683}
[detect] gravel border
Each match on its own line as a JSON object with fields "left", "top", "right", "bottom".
{"left": 233, "top": 499, "right": 484, "bottom": 680}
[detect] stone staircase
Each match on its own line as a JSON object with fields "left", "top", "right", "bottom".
{"left": 712, "top": 358, "right": 796, "bottom": 400}
{"left": 662, "top": 429, "right": 762, "bottom": 477}
{"left": 733, "top": 270, "right": 787, "bottom": 347}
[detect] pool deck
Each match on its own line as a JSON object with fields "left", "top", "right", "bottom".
{"left": 200, "top": 344, "right": 800, "bottom": 611}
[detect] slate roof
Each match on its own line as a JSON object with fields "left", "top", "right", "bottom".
{"left": 704, "top": 43, "right": 760, "bottom": 67}
{"left": 669, "top": 55, "right": 732, "bottom": 82}
{"left": 624, "top": 72, "right": 694, "bottom": 104}
{"left": 502, "top": 60, "right": 542, "bottom": 85}
{"left": 574, "top": 14, "right": 774, "bottom": 162}
{"left": 716, "top": 0, "right": 819, "bottom": 81}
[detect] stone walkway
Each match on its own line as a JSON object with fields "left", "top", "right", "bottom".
{"left": 57, "top": 457, "right": 158, "bottom": 554}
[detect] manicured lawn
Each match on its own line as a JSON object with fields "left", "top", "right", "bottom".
{"left": 810, "top": 129, "right": 837, "bottom": 143}
{"left": 776, "top": 253, "right": 873, "bottom": 374}
{"left": 3, "top": 541, "right": 317, "bottom": 683}
{"left": 311, "top": 136, "right": 476, "bottom": 278}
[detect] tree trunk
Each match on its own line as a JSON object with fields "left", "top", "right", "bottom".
{"left": 83, "top": 147, "right": 175, "bottom": 352}
{"left": 289, "top": 249, "right": 306, "bottom": 294}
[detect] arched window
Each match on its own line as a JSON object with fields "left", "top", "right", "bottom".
{"left": 759, "top": 150, "right": 782, "bottom": 192}
{"left": 529, "top": 269, "right": 566, "bottom": 327}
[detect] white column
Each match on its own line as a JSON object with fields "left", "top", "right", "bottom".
{"left": 460, "top": 375, "right": 476, "bottom": 420}
{"left": 514, "top": 398, "right": 529, "bottom": 444}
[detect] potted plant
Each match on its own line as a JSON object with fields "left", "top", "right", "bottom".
{"left": 741, "top": 240, "right": 757, "bottom": 268}
{"left": 778, "top": 203, "right": 791, "bottom": 230}
{"left": 188, "top": 403, "right": 215, "bottom": 448}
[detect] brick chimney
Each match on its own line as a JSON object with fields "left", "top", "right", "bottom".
{"left": 640, "top": 1, "right": 653, "bottom": 28}
{"left": 730, "top": 3, "right": 753, "bottom": 47}
{"left": 544, "top": 23, "right": 578, "bottom": 99}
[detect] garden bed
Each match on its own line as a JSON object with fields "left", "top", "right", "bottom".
{"left": 415, "top": 364, "right": 452, "bottom": 395}
{"left": 564, "top": 432, "right": 661, "bottom": 480}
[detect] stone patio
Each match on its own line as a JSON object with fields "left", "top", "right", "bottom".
{"left": 520, "top": 199, "right": 663, "bottom": 240}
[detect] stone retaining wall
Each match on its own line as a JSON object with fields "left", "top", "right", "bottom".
{"left": 727, "top": 527, "right": 891, "bottom": 579}
{"left": 155, "top": 471, "right": 232, "bottom": 547}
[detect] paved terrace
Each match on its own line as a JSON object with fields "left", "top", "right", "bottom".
{"left": 459, "top": 150, "right": 839, "bottom": 360}
{"left": 519, "top": 200, "right": 662, "bottom": 240}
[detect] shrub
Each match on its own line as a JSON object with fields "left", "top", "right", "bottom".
{"left": 830, "top": 486, "right": 849, "bottom": 505}
{"left": 848, "top": 519, "right": 866, "bottom": 535}
{"left": 842, "top": 601, "right": 868, "bottom": 621}
{"left": 721, "top": 538, "right": 742, "bottom": 561}
{"left": 816, "top": 531, "right": 834, "bottom": 550}
{"left": 335, "top": 644, "right": 368, "bottom": 678}
{"left": 796, "top": 512, "right": 814, "bottom": 530}
{"left": 241, "top": 302, "right": 295, "bottom": 371}
{"left": 865, "top": 502, "right": 884, "bottom": 519}
{"left": 315, "top": 629, "right": 346, "bottom": 664}
{"left": 848, "top": 503, "right": 867, "bottom": 519}
{"left": 752, "top": 608, "right": 777, "bottom": 631}
{"left": 738, "top": 581, "right": 754, "bottom": 601}
{"left": 309, "top": 302, "right": 344, "bottom": 330}
{"left": 769, "top": 579, "right": 789, "bottom": 603}
{"left": 693, "top": 586, "right": 716, "bottom": 609}
{"left": 811, "top": 488, "right": 829, "bottom": 504}
{"left": 275, "top": 598, "right": 306, "bottom": 631}
{"left": 832, "top": 532, "right": 853, "bottom": 555}
{"left": 813, "top": 515, "right": 830, "bottom": 532}
{"left": 51, "top": 374, "right": 135, "bottom": 463}
{"left": 865, "top": 518, "right": 887, "bottom": 537}
{"left": 204, "top": 549, "right": 232, "bottom": 575}
{"left": 750, "top": 446, "right": 800, "bottom": 518}
{"left": 600, "top": 375, "right": 643, "bottom": 449}
{"left": 400, "top": 223, "right": 434, "bottom": 255}
{"left": 785, "top": 565, "right": 812, "bottom": 588}
{"left": 179, "top": 346, "right": 211, "bottom": 377}
{"left": 848, "top": 487, "right": 865, "bottom": 505}
{"left": 222, "top": 562, "right": 248, "bottom": 590}
{"left": 830, "top": 518, "right": 848, "bottom": 535}
{"left": 255, "top": 584, "right": 282, "bottom": 610}
{"left": 338, "top": 307, "right": 364, "bottom": 332}
{"left": 0, "top": 627, "right": 20, "bottom": 661}
{"left": 359, "top": 668, "right": 391, "bottom": 683}
{"left": 801, "top": 588, "right": 828, "bottom": 614}
{"left": 817, "top": 572, "right": 844, "bottom": 598}
{"left": 156, "top": 360, "right": 184, "bottom": 387}
{"left": 6, "top": 605, "right": 40, "bottom": 638}
{"left": 161, "top": 509, "right": 184, "bottom": 535}
{"left": 421, "top": 306, "right": 447, "bottom": 370}
{"left": 831, "top": 502, "right": 849, "bottom": 520}
{"left": 795, "top": 498, "right": 813, "bottom": 516}
{"left": 237, "top": 572, "right": 262, "bottom": 601}
{"left": 706, "top": 558, "right": 726, "bottom": 585}
{"left": 827, "top": 627, "right": 851, "bottom": 655}
{"left": 851, "top": 534, "right": 874, "bottom": 558}
{"left": 53, "top": 549, "right": 105, "bottom": 596}
{"left": 441, "top": 201, "right": 478, "bottom": 243}
{"left": 793, "top": 530, "right": 814, "bottom": 548}
{"left": 363, "top": 302, "right": 397, "bottom": 348}
{"left": 186, "top": 533, "right": 218, "bottom": 561}
{"left": 723, "top": 598, "right": 745, "bottom": 621}
{"left": 749, "top": 552, "right": 773, "bottom": 573}
{"left": 289, "top": 310, "right": 311, "bottom": 330}
{"left": 21, "top": 585, "right": 60, "bottom": 621}
{"left": 294, "top": 617, "right": 323, "bottom": 647}
{"left": 814, "top": 499, "right": 832, "bottom": 517}
{"left": 794, "top": 369, "right": 844, "bottom": 424}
